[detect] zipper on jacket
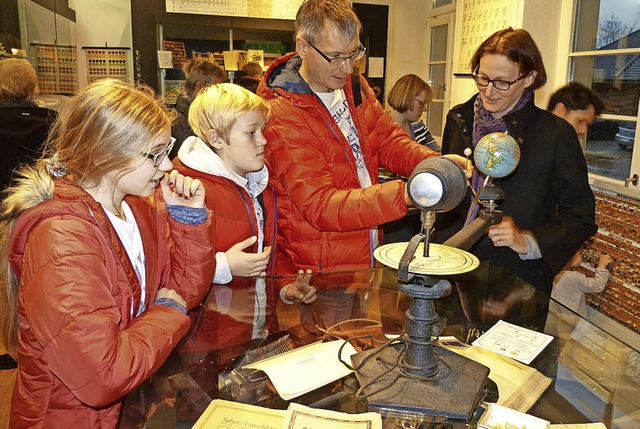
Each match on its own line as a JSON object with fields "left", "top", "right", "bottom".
{"left": 84, "top": 200, "right": 139, "bottom": 319}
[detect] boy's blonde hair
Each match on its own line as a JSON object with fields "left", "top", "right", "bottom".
{"left": 0, "top": 79, "right": 170, "bottom": 357}
{"left": 189, "top": 83, "right": 270, "bottom": 145}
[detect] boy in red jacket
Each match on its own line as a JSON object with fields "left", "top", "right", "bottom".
{"left": 174, "top": 83, "right": 316, "bottom": 352}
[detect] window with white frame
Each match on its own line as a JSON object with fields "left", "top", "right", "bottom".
{"left": 571, "top": 0, "right": 640, "bottom": 186}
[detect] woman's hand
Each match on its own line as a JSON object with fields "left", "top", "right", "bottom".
{"left": 226, "top": 236, "right": 271, "bottom": 277}
{"left": 487, "top": 215, "right": 528, "bottom": 254}
{"left": 284, "top": 269, "right": 317, "bottom": 304}
{"left": 443, "top": 154, "right": 474, "bottom": 179}
{"left": 161, "top": 170, "right": 205, "bottom": 208}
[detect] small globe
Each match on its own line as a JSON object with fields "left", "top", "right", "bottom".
{"left": 473, "top": 132, "right": 521, "bottom": 178}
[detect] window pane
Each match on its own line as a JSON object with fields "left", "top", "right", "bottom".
{"left": 586, "top": 119, "right": 634, "bottom": 180}
{"left": 571, "top": 56, "right": 639, "bottom": 117}
{"left": 430, "top": 24, "right": 448, "bottom": 62}
{"left": 574, "top": 0, "right": 640, "bottom": 51}
{"left": 429, "top": 63, "right": 446, "bottom": 100}
{"left": 431, "top": 0, "right": 453, "bottom": 8}
{"left": 427, "top": 101, "right": 444, "bottom": 137}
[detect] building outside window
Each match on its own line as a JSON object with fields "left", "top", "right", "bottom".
{"left": 571, "top": 0, "right": 640, "bottom": 185}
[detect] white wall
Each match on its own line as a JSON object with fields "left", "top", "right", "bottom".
{"left": 69, "top": 0, "right": 133, "bottom": 87}
{"left": 385, "top": 0, "right": 428, "bottom": 99}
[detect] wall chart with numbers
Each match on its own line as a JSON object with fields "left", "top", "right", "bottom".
{"left": 165, "top": 0, "right": 304, "bottom": 20}
{"left": 456, "top": 0, "right": 515, "bottom": 73}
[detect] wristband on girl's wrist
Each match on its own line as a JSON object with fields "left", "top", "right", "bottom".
{"left": 154, "top": 297, "right": 187, "bottom": 314}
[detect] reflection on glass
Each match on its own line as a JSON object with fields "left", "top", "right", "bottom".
{"left": 574, "top": 0, "right": 640, "bottom": 51}
{"left": 586, "top": 119, "right": 634, "bottom": 180}
{"left": 572, "top": 56, "right": 639, "bottom": 117}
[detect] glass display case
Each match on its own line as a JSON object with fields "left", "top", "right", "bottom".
{"left": 119, "top": 263, "right": 640, "bottom": 428}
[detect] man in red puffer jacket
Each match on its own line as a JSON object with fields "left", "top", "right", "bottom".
{"left": 257, "top": 0, "right": 469, "bottom": 326}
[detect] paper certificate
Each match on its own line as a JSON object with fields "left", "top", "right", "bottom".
{"left": 283, "top": 403, "right": 382, "bottom": 429}
{"left": 472, "top": 320, "right": 553, "bottom": 365}
{"left": 245, "top": 340, "right": 357, "bottom": 400}
{"left": 193, "top": 399, "right": 286, "bottom": 429}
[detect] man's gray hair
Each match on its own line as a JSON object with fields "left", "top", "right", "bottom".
{"left": 295, "top": 0, "right": 361, "bottom": 45}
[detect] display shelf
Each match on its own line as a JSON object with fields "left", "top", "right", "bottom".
{"left": 32, "top": 43, "right": 78, "bottom": 95}
{"left": 83, "top": 47, "right": 130, "bottom": 84}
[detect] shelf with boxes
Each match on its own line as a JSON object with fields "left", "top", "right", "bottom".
{"left": 32, "top": 43, "right": 79, "bottom": 95}
{"left": 83, "top": 47, "right": 131, "bottom": 84}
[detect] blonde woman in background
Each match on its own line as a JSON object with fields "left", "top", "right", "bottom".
{"left": 387, "top": 74, "right": 440, "bottom": 152}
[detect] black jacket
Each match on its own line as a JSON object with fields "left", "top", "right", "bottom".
{"left": 0, "top": 100, "right": 56, "bottom": 191}
{"left": 435, "top": 93, "right": 597, "bottom": 293}
{"left": 170, "top": 94, "right": 194, "bottom": 159}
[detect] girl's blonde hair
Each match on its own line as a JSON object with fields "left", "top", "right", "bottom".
{"left": 189, "top": 83, "right": 270, "bottom": 145}
{"left": 0, "top": 79, "right": 170, "bottom": 357}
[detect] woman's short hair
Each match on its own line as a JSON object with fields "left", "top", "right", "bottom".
{"left": 470, "top": 27, "right": 547, "bottom": 90}
{"left": 295, "top": 0, "right": 361, "bottom": 45}
{"left": 183, "top": 59, "right": 227, "bottom": 96}
{"left": 45, "top": 78, "right": 170, "bottom": 188}
{"left": 242, "top": 62, "right": 263, "bottom": 78}
{"left": 387, "top": 74, "right": 432, "bottom": 113}
{"left": 0, "top": 58, "right": 38, "bottom": 101}
{"left": 189, "top": 83, "right": 270, "bottom": 145}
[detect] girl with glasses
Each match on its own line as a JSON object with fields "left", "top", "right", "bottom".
{"left": 0, "top": 79, "right": 215, "bottom": 428}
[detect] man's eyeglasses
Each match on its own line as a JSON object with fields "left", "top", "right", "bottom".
{"left": 307, "top": 41, "right": 366, "bottom": 68}
{"left": 472, "top": 69, "right": 530, "bottom": 91}
{"left": 143, "top": 137, "right": 175, "bottom": 167}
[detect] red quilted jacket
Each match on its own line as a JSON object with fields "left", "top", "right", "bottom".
{"left": 174, "top": 158, "right": 279, "bottom": 352}
{"left": 257, "top": 53, "right": 439, "bottom": 274}
{"left": 8, "top": 178, "right": 215, "bottom": 429}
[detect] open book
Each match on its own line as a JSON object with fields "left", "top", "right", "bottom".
{"left": 443, "top": 343, "right": 552, "bottom": 412}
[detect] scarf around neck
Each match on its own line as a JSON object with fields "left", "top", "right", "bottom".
{"left": 466, "top": 91, "right": 532, "bottom": 224}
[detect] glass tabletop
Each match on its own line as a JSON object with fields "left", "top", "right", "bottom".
{"left": 118, "top": 262, "right": 640, "bottom": 428}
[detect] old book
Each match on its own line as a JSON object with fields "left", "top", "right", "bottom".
{"left": 443, "top": 344, "right": 552, "bottom": 412}
{"left": 193, "top": 399, "right": 285, "bottom": 429}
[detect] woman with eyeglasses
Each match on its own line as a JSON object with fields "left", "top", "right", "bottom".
{"left": 387, "top": 74, "right": 440, "bottom": 152}
{"left": 0, "top": 79, "right": 215, "bottom": 428}
{"left": 435, "top": 27, "right": 597, "bottom": 294}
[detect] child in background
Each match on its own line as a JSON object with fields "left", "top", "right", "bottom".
{"left": 552, "top": 247, "right": 612, "bottom": 318}
{"left": 174, "top": 83, "right": 316, "bottom": 351}
{"left": 0, "top": 79, "right": 215, "bottom": 428}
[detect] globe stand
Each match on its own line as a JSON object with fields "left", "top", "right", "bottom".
{"left": 351, "top": 232, "right": 491, "bottom": 420}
